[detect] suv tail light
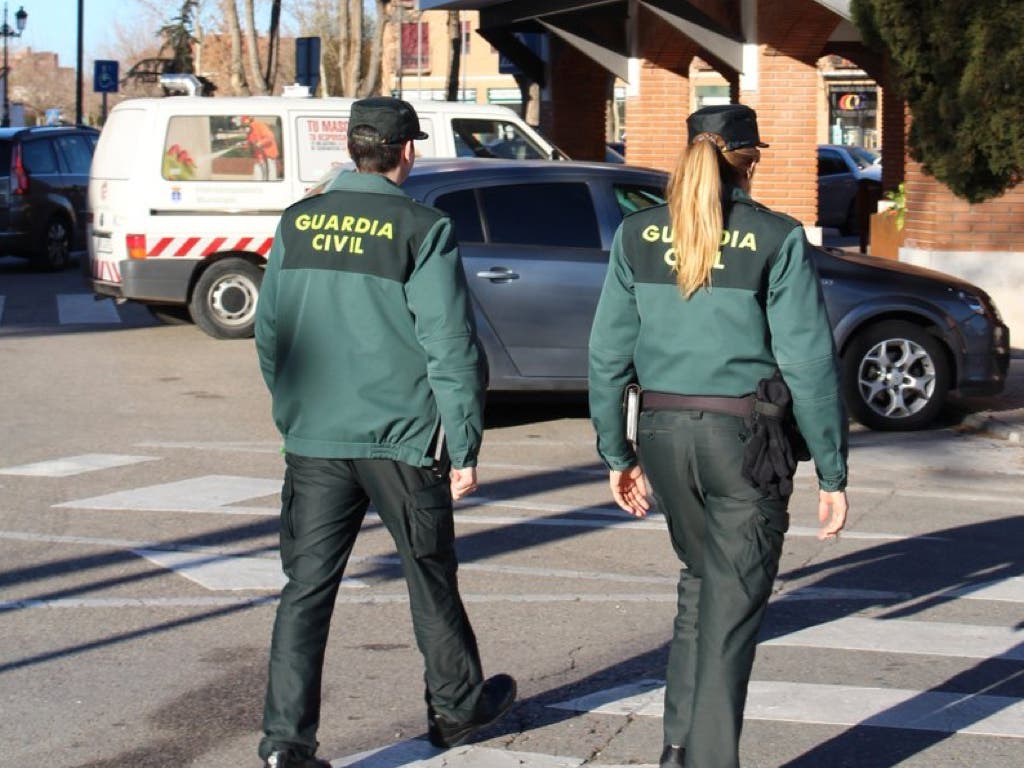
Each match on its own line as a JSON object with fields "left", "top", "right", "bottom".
{"left": 126, "top": 234, "right": 147, "bottom": 260}
{"left": 12, "top": 144, "right": 28, "bottom": 195}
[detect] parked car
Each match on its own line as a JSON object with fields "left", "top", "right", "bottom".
{"left": 378, "top": 159, "right": 1005, "bottom": 430}
{"left": 0, "top": 125, "right": 99, "bottom": 269}
{"left": 817, "top": 143, "right": 881, "bottom": 234}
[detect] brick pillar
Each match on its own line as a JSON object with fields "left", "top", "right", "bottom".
{"left": 625, "top": 6, "right": 698, "bottom": 173}
{"left": 879, "top": 66, "right": 906, "bottom": 193}
{"left": 745, "top": 52, "right": 820, "bottom": 226}
{"left": 748, "top": 0, "right": 840, "bottom": 228}
{"left": 546, "top": 38, "right": 610, "bottom": 162}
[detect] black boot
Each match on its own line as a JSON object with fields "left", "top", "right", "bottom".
{"left": 427, "top": 673, "right": 517, "bottom": 748}
{"left": 659, "top": 744, "right": 686, "bottom": 767}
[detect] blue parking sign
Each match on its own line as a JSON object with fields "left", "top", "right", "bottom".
{"left": 94, "top": 60, "right": 119, "bottom": 93}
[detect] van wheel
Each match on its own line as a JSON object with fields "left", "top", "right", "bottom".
{"left": 842, "top": 320, "right": 950, "bottom": 431}
{"left": 189, "top": 258, "right": 262, "bottom": 339}
{"left": 34, "top": 217, "right": 72, "bottom": 271}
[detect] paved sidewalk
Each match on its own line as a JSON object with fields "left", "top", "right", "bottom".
{"left": 953, "top": 350, "right": 1024, "bottom": 444}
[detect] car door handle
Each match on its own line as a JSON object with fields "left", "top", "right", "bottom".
{"left": 476, "top": 268, "right": 520, "bottom": 281}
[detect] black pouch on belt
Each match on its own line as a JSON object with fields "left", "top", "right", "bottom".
{"left": 741, "top": 371, "right": 810, "bottom": 498}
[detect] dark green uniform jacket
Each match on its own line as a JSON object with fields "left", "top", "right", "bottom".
{"left": 255, "top": 170, "right": 485, "bottom": 469}
{"left": 589, "top": 186, "right": 848, "bottom": 491}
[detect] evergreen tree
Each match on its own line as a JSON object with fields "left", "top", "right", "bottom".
{"left": 159, "top": 0, "right": 199, "bottom": 74}
{"left": 852, "top": 0, "right": 1024, "bottom": 202}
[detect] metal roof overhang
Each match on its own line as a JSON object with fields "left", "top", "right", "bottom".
{"left": 418, "top": 1, "right": 859, "bottom": 84}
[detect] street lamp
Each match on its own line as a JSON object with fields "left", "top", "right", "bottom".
{"left": 1, "top": 3, "right": 27, "bottom": 128}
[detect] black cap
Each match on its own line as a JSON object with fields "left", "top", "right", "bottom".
{"left": 686, "top": 104, "right": 769, "bottom": 151}
{"left": 349, "top": 97, "right": 429, "bottom": 145}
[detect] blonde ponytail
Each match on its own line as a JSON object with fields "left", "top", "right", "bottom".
{"left": 667, "top": 138, "right": 724, "bottom": 298}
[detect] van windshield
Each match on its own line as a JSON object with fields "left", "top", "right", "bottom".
{"left": 451, "top": 118, "right": 551, "bottom": 160}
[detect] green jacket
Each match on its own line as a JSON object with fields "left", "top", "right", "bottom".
{"left": 588, "top": 187, "right": 848, "bottom": 491}
{"left": 255, "top": 170, "right": 485, "bottom": 468}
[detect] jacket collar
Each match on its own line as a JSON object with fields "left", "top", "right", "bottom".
{"left": 328, "top": 169, "right": 408, "bottom": 198}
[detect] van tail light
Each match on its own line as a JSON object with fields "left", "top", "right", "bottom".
{"left": 12, "top": 144, "right": 28, "bottom": 195}
{"left": 126, "top": 234, "right": 147, "bottom": 260}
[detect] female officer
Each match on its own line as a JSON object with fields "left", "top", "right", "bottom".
{"left": 588, "top": 104, "right": 849, "bottom": 768}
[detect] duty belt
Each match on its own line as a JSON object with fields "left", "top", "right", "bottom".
{"left": 641, "top": 390, "right": 755, "bottom": 418}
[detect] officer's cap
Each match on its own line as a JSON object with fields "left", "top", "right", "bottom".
{"left": 350, "top": 97, "right": 429, "bottom": 145}
{"left": 686, "top": 104, "right": 769, "bottom": 151}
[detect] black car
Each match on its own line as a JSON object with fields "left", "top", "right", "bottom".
{"left": 314, "top": 158, "right": 1010, "bottom": 430}
{"left": 0, "top": 125, "right": 99, "bottom": 269}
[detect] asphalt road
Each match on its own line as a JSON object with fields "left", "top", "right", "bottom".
{"left": 2, "top": 258, "right": 1022, "bottom": 768}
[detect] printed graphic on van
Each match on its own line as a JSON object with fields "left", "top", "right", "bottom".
{"left": 162, "top": 115, "right": 285, "bottom": 182}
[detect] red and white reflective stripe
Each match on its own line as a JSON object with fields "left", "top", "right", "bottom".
{"left": 92, "top": 257, "right": 121, "bottom": 283}
{"left": 144, "top": 236, "right": 274, "bottom": 259}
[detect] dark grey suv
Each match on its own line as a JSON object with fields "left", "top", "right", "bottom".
{"left": 0, "top": 125, "right": 99, "bottom": 269}
{"left": 385, "top": 159, "right": 1008, "bottom": 430}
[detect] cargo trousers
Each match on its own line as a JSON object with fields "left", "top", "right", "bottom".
{"left": 259, "top": 453, "right": 483, "bottom": 760}
{"left": 637, "top": 409, "right": 789, "bottom": 768}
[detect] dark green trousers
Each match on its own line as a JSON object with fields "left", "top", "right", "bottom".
{"left": 259, "top": 454, "right": 483, "bottom": 760}
{"left": 638, "top": 409, "right": 788, "bottom": 768}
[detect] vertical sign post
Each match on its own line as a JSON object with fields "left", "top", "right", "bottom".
{"left": 93, "top": 59, "right": 119, "bottom": 124}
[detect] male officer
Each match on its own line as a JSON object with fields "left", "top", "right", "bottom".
{"left": 255, "top": 96, "right": 516, "bottom": 768}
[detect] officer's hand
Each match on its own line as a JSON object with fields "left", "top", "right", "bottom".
{"left": 610, "top": 466, "right": 650, "bottom": 517}
{"left": 817, "top": 490, "right": 848, "bottom": 540}
{"left": 450, "top": 467, "right": 478, "bottom": 501}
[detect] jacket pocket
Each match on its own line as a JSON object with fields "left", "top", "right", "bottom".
{"left": 408, "top": 480, "right": 455, "bottom": 559}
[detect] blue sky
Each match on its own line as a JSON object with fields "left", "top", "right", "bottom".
{"left": 17, "top": 0, "right": 126, "bottom": 68}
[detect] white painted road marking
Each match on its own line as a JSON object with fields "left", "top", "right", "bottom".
{"left": 335, "top": 741, "right": 626, "bottom": 767}
{"left": 763, "top": 616, "right": 1024, "bottom": 660}
{"left": 55, "top": 475, "right": 282, "bottom": 513}
{"left": 0, "top": 596, "right": 279, "bottom": 610}
{"left": 0, "top": 454, "right": 157, "bottom": 477}
{"left": 56, "top": 293, "right": 122, "bottom": 324}
{"left": 551, "top": 679, "right": 1024, "bottom": 739}
{"left": 135, "top": 549, "right": 367, "bottom": 591}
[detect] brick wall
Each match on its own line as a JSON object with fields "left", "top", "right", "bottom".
{"left": 546, "top": 39, "right": 609, "bottom": 162}
{"left": 904, "top": 160, "right": 1024, "bottom": 252}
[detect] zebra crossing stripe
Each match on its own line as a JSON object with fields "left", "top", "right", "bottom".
{"left": 56, "top": 293, "right": 121, "bottom": 324}
{"left": 762, "top": 616, "right": 1024, "bottom": 660}
{"left": 54, "top": 475, "right": 282, "bottom": 513}
{"left": 134, "top": 548, "right": 367, "bottom": 591}
{"left": 334, "top": 741, "right": 626, "bottom": 767}
{"left": 550, "top": 679, "right": 1024, "bottom": 738}
{"left": 0, "top": 454, "right": 157, "bottom": 477}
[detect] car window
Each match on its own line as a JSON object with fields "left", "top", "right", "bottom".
{"left": 21, "top": 139, "right": 60, "bottom": 175}
{"left": 614, "top": 184, "right": 665, "bottom": 216}
{"left": 163, "top": 115, "right": 284, "bottom": 182}
{"left": 434, "top": 189, "right": 485, "bottom": 243}
{"left": 818, "top": 150, "right": 847, "bottom": 176}
{"left": 0, "top": 140, "right": 10, "bottom": 177}
{"left": 480, "top": 182, "right": 600, "bottom": 248}
{"left": 451, "top": 118, "right": 549, "bottom": 160}
{"left": 847, "top": 146, "right": 880, "bottom": 169}
{"left": 54, "top": 134, "right": 93, "bottom": 175}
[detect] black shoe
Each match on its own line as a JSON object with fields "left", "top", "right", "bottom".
{"left": 427, "top": 673, "right": 517, "bottom": 748}
{"left": 263, "top": 749, "right": 331, "bottom": 768}
{"left": 659, "top": 744, "right": 686, "bottom": 767}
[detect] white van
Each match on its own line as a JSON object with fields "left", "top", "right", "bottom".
{"left": 87, "top": 95, "right": 560, "bottom": 338}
